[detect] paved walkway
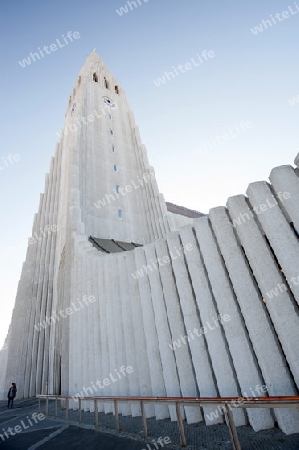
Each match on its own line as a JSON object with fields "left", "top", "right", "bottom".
{"left": 0, "top": 399, "right": 298, "bottom": 449}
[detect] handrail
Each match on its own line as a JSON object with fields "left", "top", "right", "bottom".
{"left": 36, "top": 394, "right": 299, "bottom": 450}
{"left": 36, "top": 394, "right": 299, "bottom": 402}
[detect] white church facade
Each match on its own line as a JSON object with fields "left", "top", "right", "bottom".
{"left": 1, "top": 52, "right": 299, "bottom": 435}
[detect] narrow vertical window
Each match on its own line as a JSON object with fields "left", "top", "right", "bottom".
{"left": 116, "top": 185, "right": 120, "bottom": 194}
{"left": 104, "top": 77, "right": 109, "bottom": 89}
{"left": 118, "top": 209, "right": 123, "bottom": 219}
{"left": 115, "top": 85, "right": 119, "bottom": 94}
{"left": 109, "top": 114, "right": 112, "bottom": 120}
{"left": 111, "top": 146, "right": 115, "bottom": 153}
{"left": 93, "top": 73, "right": 98, "bottom": 82}
{"left": 110, "top": 129, "right": 114, "bottom": 136}
{"left": 114, "top": 165, "right": 118, "bottom": 172}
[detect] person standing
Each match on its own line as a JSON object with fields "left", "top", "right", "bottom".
{"left": 7, "top": 383, "right": 17, "bottom": 408}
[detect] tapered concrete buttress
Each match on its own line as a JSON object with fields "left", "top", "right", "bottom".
{"left": 227, "top": 195, "right": 299, "bottom": 390}
{"left": 99, "top": 257, "right": 113, "bottom": 414}
{"left": 154, "top": 238, "right": 203, "bottom": 424}
{"left": 23, "top": 198, "right": 44, "bottom": 396}
{"left": 118, "top": 253, "right": 141, "bottom": 417}
{"left": 95, "top": 256, "right": 105, "bottom": 413}
{"left": 179, "top": 225, "right": 246, "bottom": 427}
{"left": 246, "top": 181, "right": 299, "bottom": 307}
{"left": 209, "top": 206, "right": 298, "bottom": 434}
{"left": 135, "top": 248, "right": 169, "bottom": 420}
{"left": 105, "top": 255, "right": 119, "bottom": 415}
{"left": 113, "top": 254, "right": 130, "bottom": 416}
{"left": 165, "top": 232, "right": 222, "bottom": 425}
{"left": 29, "top": 191, "right": 47, "bottom": 397}
{"left": 81, "top": 244, "right": 92, "bottom": 412}
{"left": 193, "top": 216, "right": 273, "bottom": 431}
{"left": 70, "top": 234, "right": 86, "bottom": 410}
{"left": 126, "top": 251, "right": 155, "bottom": 418}
{"left": 91, "top": 253, "right": 101, "bottom": 409}
{"left": 144, "top": 243, "right": 182, "bottom": 422}
{"left": 269, "top": 165, "right": 299, "bottom": 235}
{"left": 86, "top": 248, "right": 97, "bottom": 413}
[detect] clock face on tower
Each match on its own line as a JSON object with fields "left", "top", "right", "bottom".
{"left": 103, "top": 96, "right": 116, "bottom": 108}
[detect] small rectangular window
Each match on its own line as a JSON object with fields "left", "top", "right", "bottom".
{"left": 111, "top": 146, "right": 115, "bottom": 153}
{"left": 109, "top": 114, "right": 112, "bottom": 120}
{"left": 114, "top": 165, "right": 118, "bottom": 172}
{"left": 118, "top": 209, "right": 123, "bottom": 219}
{"left": 110, "top": 129, "right": 114, "bottom": 136}
{"left": 116, "top": 185, "right": 120, "bottom": 194}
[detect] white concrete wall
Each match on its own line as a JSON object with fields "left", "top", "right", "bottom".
{"left": 2, "top": 54, "right": 299, "bottom": 435}
{"left": 0, "top": 334, "right": 9, "bottom": 400}
{"left": 167, "top": 211, "right": 196, "bottom": 231}
{"left": 63, "top": 159, "right": 299, "bottom": 432}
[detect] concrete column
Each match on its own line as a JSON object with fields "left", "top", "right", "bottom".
{"left": 29, "top": 188, "right": 48, "bottom": 396}
{"left": 37, "top": 159, "right": 55, "bottom": 395}
{"left": 209, "top": 206, "right": 298, "bottom": 434}
{"left": 194, "top": 216, "right": 275, "bottom": 431}
{"left": 126, "top": 251, "right": 155, "bottom": 418}
{"left": 44, "top": 154, "right": 60, "bottom": 395}
{"left": 165, "top": 232, "right": 222, "bottom": 425}
{"left": 104, "top": 256, "right": 118, "bottom": 415}
{"left": 38, "top": 162, "right": 58, "bottom": 394}
{"left": 23, "top": 197, "right": 44, "bottom": 397}
{"left": 77, "top": 245, "right": 86, "bottom": 411}
{"left": 70, "top": 234, "right": 85, "bottom": 410}
{"left": 269, "top": 165, "right": 299, "bottom": 235}
{"left": 112, "top": 254, "right": 130, "bottom": 415}
{"left": 48, "top": 145, "right": 63, "bottom": 396}
{"left": 134, "top": 248, "right": 169, "bottom": 420}
{"left": 16, "top": 229, "right": 39, "bottom": 397}
{"left": 85, "top": 247, "right": 97, "bottom": 413}
{"left": 94, "top": 256, "right": 104, "bottom": 412}
{"left": 68, "top": 239, "right": 78, "bottom": 410}
{"left": 99, "top": 257, "right": 113, "bottom": 414}
{"left": 42, "top": 155, "right": 59, "bottom": 394}
{"left": 227, "top": 195, "right": 299, "bottom": 390}
{"left": 144, "top": 243, "right": 182, "bottom": 422}
{"left": 118, "top": 253, "right": 141, "bottom": 417}
{"left": 246, "top": 181, "right": 299, "bottom": 306}
{"left": 154, "top": 238, "right": 202, "bottom": 424}
{"left": 91, "top": 253, "right": 101, "bottom": 406}
{"left": 180, "top": 225, "right": 246, "bottom": 427}
{"left": 81, "top": 244, "right": 91, "bottom": 412}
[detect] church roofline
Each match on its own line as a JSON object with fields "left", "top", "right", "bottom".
{"left": 166, "top": 202, "right": 205, "bottom": 218}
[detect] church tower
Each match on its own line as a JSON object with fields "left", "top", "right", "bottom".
{"left": 3, "top": 51, "right": 171, "bottom": 399}
{"left": 58, "top": 50, "right": 170, "bottom": 245}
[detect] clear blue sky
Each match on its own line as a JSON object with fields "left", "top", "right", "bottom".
{"left": 0, "top": 0, "right": 299, "bottom": 347}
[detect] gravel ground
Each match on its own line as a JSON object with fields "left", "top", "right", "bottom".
{"left": 0, "top": 398, "right": 298, "bottom": 450}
